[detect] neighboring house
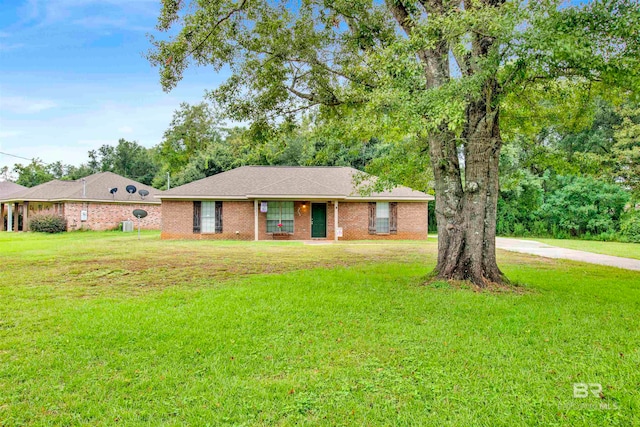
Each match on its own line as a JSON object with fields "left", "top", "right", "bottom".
{"left": 0, "top": 181, "right": 27, "bottom": 231}
{"left": 159, "top": 166, "right": 433, "bottom": 241}
{"left": 0, "top": 172, "right": 163, "bottom": 232}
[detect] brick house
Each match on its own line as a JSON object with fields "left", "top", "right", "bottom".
{"left": 0, "top": 172, "right": 162, "bottom": 232}
{"left": 159, "top": 166, "right": 433, "bottom": 241}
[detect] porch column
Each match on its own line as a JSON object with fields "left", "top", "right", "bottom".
{"left": 0, "top": 203, "right": 4, "bottom": 231}
{"left": 23, "top": 202, "right": 29, "bottom": 232}
{"left": 334, "top": 200, "right": 339, "bottom": 242}
{"left": 7, "top": 203, "right": 13, "bottom": 232}
{"left": 13, "top": 203, "right": 19, "bottom": 232}
{"left": 254, "top": 200, "right": 259, "bottom": 241}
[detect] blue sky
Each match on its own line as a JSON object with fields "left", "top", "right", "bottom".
{"left": 0, "top": 0, "right": 227, "bottom": 171}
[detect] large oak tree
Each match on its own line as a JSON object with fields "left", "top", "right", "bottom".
{"left": 149, "top": 0, "right": 639, "bottom": 286}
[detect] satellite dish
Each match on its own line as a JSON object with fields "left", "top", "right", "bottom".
{"left": 139, "top": 189, "right": 149, "bottom": 198}
{"left": 133, "top": 209, "right": 148, "bottom": 219}
{"left": 109, "top": 187, "right": 118, "bottom": 194}
{"left": 126, "top": 185, "right": 137, "bottom": 194}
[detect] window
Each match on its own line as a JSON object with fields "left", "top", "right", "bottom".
{"left": 376, "top": 202, "right": 390, "bottom": 233}
{"left": 201, "top": 201, "right": 216, "bottom": 233}
{"left": 369, "top": 202, "right": 398, "bottom": 235}
{"left": 193, "top": 201, "right": 223, "bottom": 234}
{"left": 267, "top": 201, "right": 294, "bottom": 233}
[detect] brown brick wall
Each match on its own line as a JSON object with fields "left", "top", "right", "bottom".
{"left": 161, "top": 200, "right": 255, "bottom": 240}
{"left": 339, "top": 202, "right": 428, "bottom": 240}
{"left": 23, "top": 202, "right": 62, "bottom": 230}
{"left": 161, "top": 200, "right": 427, "bottom": 240}
{"left": 64, "top": 202, "right": 161, "bottom": 231}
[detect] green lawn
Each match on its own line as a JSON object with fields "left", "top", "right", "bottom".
{"left": 536, "top": 238, "right": 640, "bottom": 260}
{"left": 1, "top": 232, "right": 639, "bottom": 426}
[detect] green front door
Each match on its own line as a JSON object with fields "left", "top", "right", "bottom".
{"left": 311, "top": 203, "right": 327, "bottom": 238}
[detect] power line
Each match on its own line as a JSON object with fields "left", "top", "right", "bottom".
{"left": 0, "top": 151, "right": 36, "bottom": 162}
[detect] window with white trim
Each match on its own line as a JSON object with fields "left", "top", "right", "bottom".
{"left": 266, "top": 201, "right": 294, "bottom": 233}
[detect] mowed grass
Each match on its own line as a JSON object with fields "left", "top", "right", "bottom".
{"left": 1, "top": 232, "right": 639, "bottom": 426}
{"left": 536, "top": 238, "right": 640, "bottom": 260}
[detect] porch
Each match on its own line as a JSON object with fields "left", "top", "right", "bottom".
{"left": 253, "top": 199, "right": 341, "bottom": 241}
{"left": 1, "top": 202, "right": 28, "bottom": 232}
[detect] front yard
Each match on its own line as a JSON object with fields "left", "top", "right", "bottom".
{"left": 1, "top": 232, "right": 638, "bottom": 426}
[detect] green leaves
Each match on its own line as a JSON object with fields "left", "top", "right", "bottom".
{"left": 539, "top": 175, "right": 629, "bottom": 236}
{"left": 158, "top": 102, "right": 222, "bottom": 175}
{"left": 147, "top": 0, "right": 640, "bottom": 144}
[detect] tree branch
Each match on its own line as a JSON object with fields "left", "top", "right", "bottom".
{"left": 187, "top": 0, "right": 248, "bottom": 58}
{"left": 451, "top": 48, "right": 472, "bottom": 77}
{"left": 386, "top": 0, "right": 414, "bottom": 36}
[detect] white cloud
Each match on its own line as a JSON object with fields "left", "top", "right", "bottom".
{"left": 117, "top": 126, "right": 134, "bottom": 134}
{"left": 0, "top": 96, "right": 57, "bottom": 114}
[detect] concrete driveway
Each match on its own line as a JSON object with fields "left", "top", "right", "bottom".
{"left": 496, "top": 238, "right": 640, "bottom": 271}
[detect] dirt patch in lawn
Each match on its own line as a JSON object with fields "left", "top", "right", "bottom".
{"left": 4, "top": 242, "right": 438, "bottom": 297}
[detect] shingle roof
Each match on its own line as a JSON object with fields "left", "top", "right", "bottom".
{"left": 1, "top": 172, "right": 162, "bottom": 204}
{"left": 0, "top": 181, "right": 27, "bottom": 199}
{"left": 160, "top": 166, "right": 433, "bottom": 201}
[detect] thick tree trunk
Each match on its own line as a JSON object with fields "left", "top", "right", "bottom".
{"left": 385, "top": 0, "right": 507, "bottom": 287}
{"left": 429, "top": 101, "right": 507, "bottom": 287}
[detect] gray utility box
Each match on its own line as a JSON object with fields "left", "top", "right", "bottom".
{"left": 122, "top": 220, "right": 134, "bottom": 232}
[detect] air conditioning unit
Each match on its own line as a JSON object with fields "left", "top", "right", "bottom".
{"left": 122, "top": 220, "right": 134, "bottom": 232}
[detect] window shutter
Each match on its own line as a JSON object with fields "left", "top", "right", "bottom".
{"left": 389, "top": 202, "right": 398, "bottom": 234}
{"left": 193, "top": 201, "right": 201, "bottom": 233}
{"left": 368, "top": 202, "right": 376, "bottom": 234}
{"left": 215, "top": 201, "right": 223, "bottom": 233}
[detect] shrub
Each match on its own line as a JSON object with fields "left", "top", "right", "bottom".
{"left": 539, "top": 176, "right": 629, "bottom": 237}
{"left": 29, "top": 214, "right": 67, "bottom": 233}
{"left": 620, "top": 211, "right": 640, "bottom": 243}
{"left": 513, "top": 223, "right": 527, "bottom": 237}
{"left": 497, "top": 169, "right": 544, "bottom": 237}
{"left": 530, "top": 221, "right": 548, "bottom": 237}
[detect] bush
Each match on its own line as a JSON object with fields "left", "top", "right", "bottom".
{"left": 539, "top": 176, "right": 629, "bottom": 237}
{"left": 620, "top": 211, "right": 640, "bottom": 243}
{"left": 29, "top": 214, "right": 67, "bottom": 233}
{"left": 513, "top": 223, "right": 527, "bottom": 237}
{"left": 530, "top": 221, "right": 548, "bottom": 237}
{"left": 497, "top": 169, "right": 544, "bottom": 237}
